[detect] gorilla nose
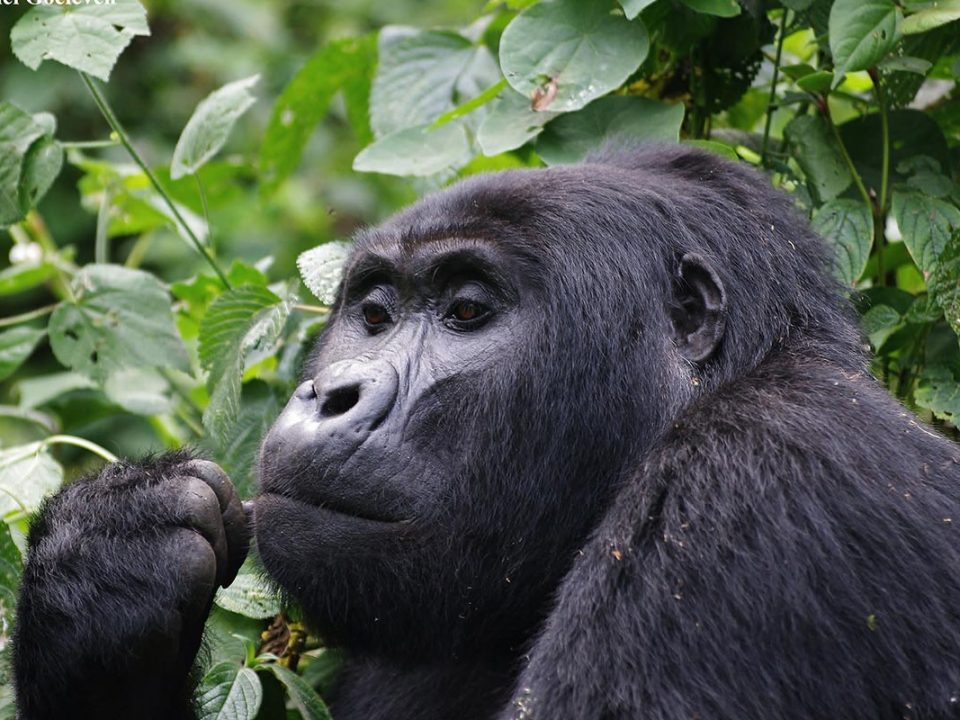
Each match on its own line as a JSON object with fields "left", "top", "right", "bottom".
{"left": 312, "top": 359, "right": 399, "bottom": 432}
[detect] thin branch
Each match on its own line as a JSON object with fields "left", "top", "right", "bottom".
{"left": 761, "top": 10, "right": 789, "bottom": 167}
{"left": 79, "top": 72, "right": 232, "bottom": 289}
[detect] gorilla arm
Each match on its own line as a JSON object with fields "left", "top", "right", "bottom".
{"left": 13, "top": 454, "right": 249, "bottom": 720}
{"left": 499, "top": 361, "right": 960, "bottom": 720}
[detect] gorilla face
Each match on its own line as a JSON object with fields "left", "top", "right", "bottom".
{"left": 255, "top": 167, "right": 698, "bottom": 657}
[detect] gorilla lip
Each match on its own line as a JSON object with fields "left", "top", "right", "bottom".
{"left": 257, "top": 490, "right": 406, "bottom": 526}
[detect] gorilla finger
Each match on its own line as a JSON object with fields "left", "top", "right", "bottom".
{"left": 168, "top": 527, "right": 218, "bottom": 621}
{"left": 180, "top": 460, "right": 235, "bottom": 512}
{"left": 220, "top": 496, "right": 250, "bottom": 587}
{"left": 174, "top": 477, "right": 228, "bottom": 585}
{"left": 180, "top": 460, "right": 249, "bottom": 586}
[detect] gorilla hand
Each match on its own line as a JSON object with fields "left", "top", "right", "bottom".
{"left": 13, "top": 454, "right": 249, "bottom": 720}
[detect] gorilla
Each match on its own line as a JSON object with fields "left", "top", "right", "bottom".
{"left": 12, "top": 145, "right": 960, "bottom": 720}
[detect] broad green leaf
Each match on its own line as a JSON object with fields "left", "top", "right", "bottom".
{"left": 878, "top": 55, "right": 933, "bottom": 74}
{"left": 353, "top": 122, "right": 472, "bottom": 177}
{"left": 0, "top": 328, "right": 45, "bottom": 382}
{"left": 103, "top": 368, "right": 174, "bottom": 415}
{"left": 891, "top": 191, "right": 960, "bottom": 273}
{"left": 260, "top": 36, "right": 376, "bottom": 197}
{"left": 17, "top": 372, "right": 96, "bottom": 409}
{"left": 796, "top": 71, "right": 834, "bottom": 93}
{"left": 829, "top": 0, "right": 902, "bottom": 86}
{"left": 297, "top": 242, "right": 352, "bottom": 305}
{"left": 902, "top": 0, "right": 960, "bottom": 34}
{"left": 171, "top": 75, "right": 259, "bottom": 180}
{"left": 215, "top": 562, "right": 282, "bottom": 619}
{"left": 0, "top": 522, "right": 23, "bottom": 638}
{"left": 370, "top": 27, "right": 499, "bottom": 138}
{"left": 0, "top": 263, "right": 55, "bottom": 297}
{"left": 0, "top": 443, "right": 63, "bottom": 518}
{"left": 500, "top": 0, "right": 650, "bottom": 113}
{"left": 20, "top": 136, "right": 64, "bottom": 214}
{"left": 679, "top": 0, "right": 742, "bottom": 17}
{"left": 197, "top": 663, "right": 263, "bottom": 720}
{"left": 260, "top": 664, "right": 333, "bottom": 720}
{"left": 0, "top": 102, "right": 59, "bottom": 227}
{"left": 811, "top": 199, "right": 874, "bottom": 286}
{"left": 48, "top": 264, "right": 189, "bottom": 383}
{"left": 927, "top": 228, "right": 960, "bottom": 338}
{"left": 684, "top": 140, "right": 739, "bottom": 161}
{"left": 199, "top": 286, "right": 288, "bottom": 445}
{"left": 536, "top": 97, "right": 684, "bottom": 165}
{"left": 477, "top": 86, "right": 559, "bottom": 156}
{"left": 783, "top": 114, "right": 853, "bottom": 203}
{"left": 11, "top": 0, "right": 150, "bottom": 81}
{"left": 618, "top": 0, "right": 658, "bottom": 19}
{"left": 860, "top": 304, "right": 902, "bottom": 350}
{"left": 915, "top": 366, "right": 960, "bottom": 423}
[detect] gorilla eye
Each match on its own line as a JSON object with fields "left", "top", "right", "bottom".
{"left": 362, "top": 303, "right": 391, "bottom": 329}
{"left": 446, "top": 299, "right": 491, "bottom": 329}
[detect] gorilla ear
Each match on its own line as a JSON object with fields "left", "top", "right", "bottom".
{"left": 670, "top": 253, "right": 727, "bottom": 363}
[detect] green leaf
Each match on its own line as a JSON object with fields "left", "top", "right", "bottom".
{"left": 0, "top": 102, "right": 61, "bottom": 227}
{"left": 679, "top": 0, "right": 742, "bottom": 17}
{"left": 891, "top": 191, "right": 960, "bottom": 273}
{"left": 199, "top": 286, "right": 288, "bottom": 445}
{"left": 536, "top": 97, "right": 684, "bottom": 165}
{"left": 829, "top": 0, "right": 902, "bottom": 86}
{"left": 16, "top": 372, "right": 96, "bottom": 409}
{"left": 618, "top": 0, "right": 658, "bottom": 20}
{"left": 0, "top": 263, "right": 55, "bottom": 297}
{"left": 0, "top": 522, "right": 23, "bottom": 637}
{"left": 11, "top": 0, "right": 150, "bottom": 81}
{"left": 260, "top": 36, "right": 376, "bottom": 197}
{"left": 811, "top": 199, "right": 874, "bottom": 286}
{"left": 103, "top": 368, "right": 174, "bottom": 415}
{"left": 0, "top": 328, "right": 45, "bottom": 383}
{"left": 20, "top": 135, "right": 64, "bottom": 214}
{"left": 878, "top": 55, "right": 933, "bottom": 74}
{"left": 860, "top": 304, "right": 902, "bottom": 350}
{"left": 171, "top": 75, "right": 259, "bottom": 180}
{"left": 796, "top": 70, "right": 835, "bottom": 93}
{"left": 353, "top": 122, "right": 472, "bottom": 177}
{"left": 48, "top": 264, "right": 189, "bottom": 383}
{"left": 500, "top": 0, "right": 650, "bottom": 113}
{"left": 0, "top": 443, "right": 63, "bottom": 518}
{"left": 915, "top": 365, "right": 960, "bottom": 423}
{"left": 783, "top": 114, "right": 853, "bottom": 203}
{"left": 477, "top": 86, "right": 559, "bottom": 156}
{"left": 197, "top": 663, "right": 263, "bottom": 720}
{"left": 927, "top": 228, "right": 960, "bottom": 338}
{"left": 297, "top": 241, "right": 352, "bottom": 305}
{"left": 215, "top": 562, "right": 281, "bottom": 619}
{"left": 260, "top": 664, "right": 333, "bottom": 720}
{"left": 370, "top": 28, "right": 499, "bottom": 138}
{"left": 902, "top": 0, "right": 960, "bottom": 34}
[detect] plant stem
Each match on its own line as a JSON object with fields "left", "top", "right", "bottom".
{"left": 761, "top": 10, "right": 789, "bottom": 168}
{"left": 95, "top": 187, "right": 112, "bottom": 264}
{"left": 60, "top": 139, "right": 120, "bottom": 149}
{"left": 194, "top": 173, "right": 214, "bottom": 255}
{"left": 824, "top": 102, "right": 872, "bottom": 209}
{"left": 292, "top": 303, "right": 330, "bottom": 315}
{"left": 79, "top": 72, "right": 232, "bottom": 289}
{"left": 43, "top": 435, "right": 118, "bottom": 463}
{"left": 873, "top": 69, "right": 891, "bottom": 287}
{"left": 0, "top": 303, "right": 59, "bottom": 328}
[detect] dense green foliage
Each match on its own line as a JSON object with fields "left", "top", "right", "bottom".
{"left": 0, "top": 0, "right": 959, "bottom": 715}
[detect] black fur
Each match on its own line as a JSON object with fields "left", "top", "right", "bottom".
{"left": 13, "top": 146, "right": 960, "bottom": 720}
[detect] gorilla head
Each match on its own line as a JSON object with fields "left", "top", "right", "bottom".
{"left": 255, "top": 145, "right": 853, "bottom": 659}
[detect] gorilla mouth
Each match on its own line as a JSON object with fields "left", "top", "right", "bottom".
{"left": 260, "top": 490, "right": 406, "bottom": 525}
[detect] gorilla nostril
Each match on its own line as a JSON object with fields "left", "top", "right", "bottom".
{"left": 320, "top": 385, "right": 361, "bottom": 417}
